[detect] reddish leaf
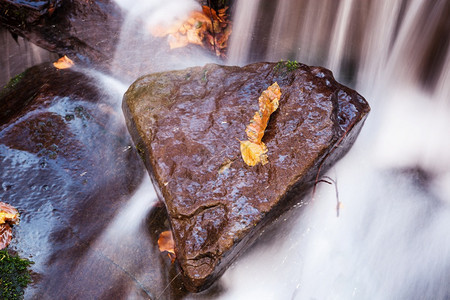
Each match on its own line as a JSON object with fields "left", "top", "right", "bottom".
{"left": 0, "top": 202, "right": 19, "bottom": 250}
{"left": 0, "top": 223, "right": 12, "bottom": 250}
{"left": 202, "top": 5, "right": 224, "bottom": 22}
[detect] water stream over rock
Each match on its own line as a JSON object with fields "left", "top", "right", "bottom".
{"left": 221, "top": 1, "right": 450, "bottom": 299}
{"left": 1, "top": 0, "right": 449, "bottom": 299}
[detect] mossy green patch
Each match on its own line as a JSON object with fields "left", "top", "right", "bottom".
{"left": 274, "top": 59, "right": 300, "bottom": 73}
{"left": 0, "top": 249, "right": 33, "bottom": 300}
{"left": 0, "top": 72, "right": 26, "bottom": 98}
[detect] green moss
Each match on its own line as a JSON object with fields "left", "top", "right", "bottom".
{"left": 0, "top": 72, "right": 26, "bottom": 98}
{"left": 6, "top": 74, "right": 24, "bottom": 88}
{"left": 0, "top": 249, "right": 33, "bottom": 300}
{"left": 201, "top": 69, "right": 208, "bottom": 82}
{"left": 274, "top": 59, "right": 300, "bottom": 73}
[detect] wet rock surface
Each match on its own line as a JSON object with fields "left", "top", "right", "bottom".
{"left": 0, "top": 63, "right": 147, "bottom": 298}
{"left": 123, "top": 62, "right": 370, "bottom": 291}
{"left": 0, "top": 0, "right": 123, "bottom": 68}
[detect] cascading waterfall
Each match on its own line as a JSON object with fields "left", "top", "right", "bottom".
{"left": 218, "top": 0, "right": 450, "bottom": 299}
{"left": 228, "top": 0, "right": 449, "bottom": 91}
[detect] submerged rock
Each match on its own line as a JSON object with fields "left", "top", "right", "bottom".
{"left": 123, "top": 62, "right": 370, "bottom": 292}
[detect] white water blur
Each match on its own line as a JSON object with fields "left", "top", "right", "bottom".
{"left": 227, "top": 0, "right": 261, "bottom": 66}
{"left": 111, "top": 0, "right": 219, "bottom": 83}
{"left": 65, "top": 175, "right": 158, "bottom": 299}
{"left": 217, "top": 0, "right": 450, "bottom": 299}
{"left": 89, "top": 0, "right": 220, "bottom": 259}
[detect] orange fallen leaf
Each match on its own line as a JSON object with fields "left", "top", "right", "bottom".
{"left": 158, "top": 230, "right": 176, "bottom": 263}
{"left": 241, "top": 83, "right": 281, "bottom": 166}
{"left": 240, "top": 140, "right": 268, "bottom": 166}
{"left": 0, "top": 202, "right": 19, "bottom": 250}
{"left": 202, "top": 5, "right": 224, "bottom": 23}
{"left": 53, "top": 55, "right": 74, "bottom": 69}
{"left": 149, "top": 6, "right": 232, "bottom": 58}
{"left": 218, "top": 7, "right": 228, "bottom": 18}
{"left": 0, "top": 202, "right": 19, "bottom": 225}
{"left": 246, "top": 82, "right": 281, "bottom": 144}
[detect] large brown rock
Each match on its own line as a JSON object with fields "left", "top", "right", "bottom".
{"left": 122, "top": 62, "right": 370, "bottom": 292}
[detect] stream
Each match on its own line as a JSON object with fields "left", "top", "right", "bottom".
{"left": 1, "top": 0, "right": 449, "bottom": 299}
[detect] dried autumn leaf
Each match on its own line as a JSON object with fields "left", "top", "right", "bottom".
{"left": 0, "top": 202, "right": 19, "bottom": 250}
{"left": 216, "top": 28, "right": 232, "bottom": 49}
{"left": 218, "top": 7, "right": 228, "bottom": 18}
{"left": 53, "top": 55, "right": 74, "bottom": 69}
{"left": 202, "top": 5, "right": 224, "bottom": 22}
{"left": 240, "top": 140, "right": 268, "bottom": 166}
{"left": 149, "top": 6, "right": 232, "bottom": 58}
{"left": 241, "top": 83, "right": 281, "bottom": 166}
{"left": 0, "top": 202, "right": 19, "bottom": 225}
{"left": 0, "top": 223, "right": 13, "bottom": 250}
{"left": 218, "top": 159, "right": 233, "bottom": 174}
{"left": 158, "top": 230, "right": 176, "bottom": 262}
{"left": 246, "top": 82, "right": 281, "bottom": 144}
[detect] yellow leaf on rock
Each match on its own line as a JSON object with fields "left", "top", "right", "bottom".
{"left": 240, "top": 82, "right": 281, "bottom": 166}
{"left": 158, "top": 230, "right": 176, "bottom": 263}
{"left": 240, "top": 140, "right": 268, "bottom": 166}
{"left": 246, "top": 82, "right": 281, "bottom": 144}
{"left": 53, "top": 55, "right": 74, "bottom": 69}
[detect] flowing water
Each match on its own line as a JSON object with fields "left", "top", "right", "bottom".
{"left": 78, "top": 0, "right": 450, "bottom": 298}
{"left": 108, "top": 0, "right": 450, "bottom": 298}
{"left": 2, "top": 0, "right": 449, "bottom": 298}
{"left": 220, "top": 0, "right": 450, "bottom": 299}
{"left": 111, "top": 0, "right": 219, "bottom": 82}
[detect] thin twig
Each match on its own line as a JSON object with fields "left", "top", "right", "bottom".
{"left": 314, "top": 175, "right": 341, "bottom": 217}
{"left": 156, "top": 270, "right": 182, "bottom": 300}
{"left": 321, "top": 175, "right": 340, "bottom": 217}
